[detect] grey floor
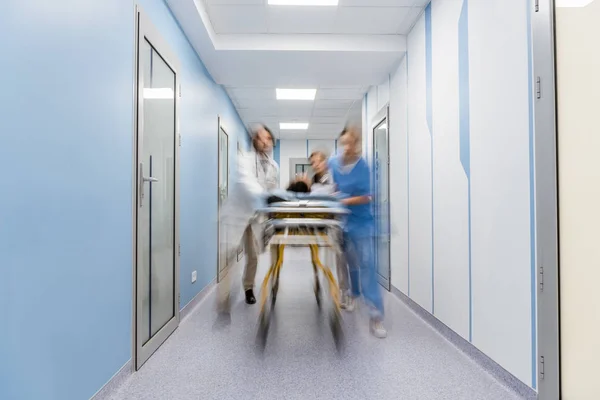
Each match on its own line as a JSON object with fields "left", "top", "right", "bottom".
{"left": 111, "top": 248, "right": 521, "bottom": 400}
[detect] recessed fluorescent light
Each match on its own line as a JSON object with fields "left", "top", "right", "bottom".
{"left": 143, "top": 88, "right": 174, "bottom": 99}
{"left": 280, "top": 122, "right": 309, "bottom": 130}
{"left": 268, "top": 0, "right": 338, "bottom": 5}
{"left": 276, "top": 88, "right": 317, "bottom": 101}
{"left": 555, "top": 0, "right": 594, "bottom": 6}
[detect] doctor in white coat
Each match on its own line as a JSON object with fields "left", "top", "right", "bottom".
{"left": 217, "top": 124, "right": 279, "bottom": 314}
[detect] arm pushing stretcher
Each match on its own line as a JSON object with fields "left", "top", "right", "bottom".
{"left": 254, "top": 194, "right": 349, "bottom": 351}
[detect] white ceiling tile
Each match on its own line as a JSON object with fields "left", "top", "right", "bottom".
{"left": 266, "top": 7, "right": 336, "bottom": 34}
{"left": 239, "top": 108, "right": 279, "bottom": 118}
{"left": 334, "top": 6, "right": 411, "bottom": 34}
{"left": 316, "top": 88, "right": 364, "bottom": 100}
{"left": 314, "top": 99, "right": 355, "bottom": 109}
{"left": 310, "top": 116, "right": 346, "bottom": 124}
{"left": 277, "top": 108, "right": 312, "bottom": 118}
{"left": 312, "top": 108, "right": 351, "bottom": 117}
{"left": 207, "top": 5, "right": 267, "bottom": 34}
{"left": 227, "top": 87, "right": 276, "bottom": 100}
{"left": 339, "top": 0, "right": 416, "bottom": 5}
{"left": 308, "top": 123, "right": 343, "bottom": 133}
{"left": 236, "top": 98, "right": 279, "bottom": 108}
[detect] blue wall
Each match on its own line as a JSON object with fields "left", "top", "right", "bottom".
{"left": 0, "top": 0, "right": 248, "bottom": 399}
{"left": 0, "top": 1, "right": 135, "bottom": 399}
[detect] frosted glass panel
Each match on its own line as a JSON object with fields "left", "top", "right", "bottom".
{"left": 218, "top": 128, "right": 229, "bottom": 277}
{"left": 139, "top": 39, "right": 176, "bottom": 342}
{"left": 374, "top": 119, "right": 390, "bottom": 284}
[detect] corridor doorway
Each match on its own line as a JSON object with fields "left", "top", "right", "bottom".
{"left": 217, "top": 117, "right": 230, "bottom": 283}
{"left": 372, "top": 106, "right": 391, "bottom": 290}
{"left": 133, "top": 6, "right": 181, "bottom": 370}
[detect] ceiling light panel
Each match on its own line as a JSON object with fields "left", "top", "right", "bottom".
{"left": 276, "top": 88, "right": 317, "bottom": 100}
{"left": 280, "top": 122, "right": 309, "bottom": 130}
{"left": 268, "top": 0, "right": 338, "bottom": 5}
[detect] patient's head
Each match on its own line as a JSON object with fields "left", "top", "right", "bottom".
{"left": 287, "top": 180, "right": 310, "bottom": 193}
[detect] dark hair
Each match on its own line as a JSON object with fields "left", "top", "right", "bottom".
{"left": 312, "top": 173, "right": 322, "bottom": 184}
{"left": 287, "top": 181, "right": 310, "bottom": 193}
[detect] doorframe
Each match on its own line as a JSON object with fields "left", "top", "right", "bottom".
{"left": 217, "top": 116, "right": 229, "bottom": 283}
{"left": 531, "top": 0, "right": 561, "bottom": 398}
{"left": 289, "top": 157, "right": 312, "bottom": 182}
{"left": 371, "top": 105, "right": 391, "bottom": 291}
{"left": 131, "top": 4, "right": 182, "bottom": 371}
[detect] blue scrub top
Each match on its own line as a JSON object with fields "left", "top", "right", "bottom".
{"left": 328, "top": 155, "right": 374, "bottom": 236}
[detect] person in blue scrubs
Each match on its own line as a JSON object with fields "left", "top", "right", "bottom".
{"left": 329, "top": 125, "right": 387, "bottom": 338}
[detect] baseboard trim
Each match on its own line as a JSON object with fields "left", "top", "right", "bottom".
{"left": 90, "top": 359, "right": 132, "bottom": 400}
{"left": 91, "top": 280, "right": 216, "bottom": 400}
{"left": 390, "top": 285, "right": 537, "bottom": 400}
{"left": 181, "top": 278, "right": 216, "bottom": 322}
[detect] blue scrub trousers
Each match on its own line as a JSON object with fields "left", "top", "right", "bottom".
{"left": 343, "top": 230, "right": 384, "bottom": 319}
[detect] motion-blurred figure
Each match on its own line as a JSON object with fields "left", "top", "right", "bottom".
{"left": 217, "top": 124, "right": 279, "bottom": 315}
{"left": 308, "top": 150, "right": 352, "bottom": 311}
{"left": 328, "top": 125, "right": 387, "bottom": 338}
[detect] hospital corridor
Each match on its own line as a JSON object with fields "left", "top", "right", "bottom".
{"left": 1, "top": 1, "right": 599, "bottom": 400}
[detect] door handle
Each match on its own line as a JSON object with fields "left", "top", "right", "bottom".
{"left": 139, "top": 162, "right": 158, "bottom": 207}
{"left": 144, "top": 176, "right": 159, "bottom": 183}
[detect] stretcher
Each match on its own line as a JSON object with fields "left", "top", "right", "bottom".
{"left": 255, "top": 194, "right": 349, "bottom": 352}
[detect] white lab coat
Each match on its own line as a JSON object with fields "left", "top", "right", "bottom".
{"left": 219, "top": 150, "right": 279, "bottom": 256}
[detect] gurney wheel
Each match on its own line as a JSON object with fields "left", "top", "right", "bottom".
{"left": 256, "top": 312, "right": 270, "bottom": 351}
{"left": 330, "top": 312, "right": 344, "bottom": 352}
{"left": 314, "top": 282, "right": 322, "bottom": 309}
{"left": 271, "top": 282, "right": 279, "bottom": 307}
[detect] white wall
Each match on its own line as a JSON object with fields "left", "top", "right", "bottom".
{"left": 278, "top": 139, "right": 337, "bottom": 188}
{"left": 365, "top": 0, "right": 536, "bottom": 389}
{"left": 555, "top": 1, "right": 600, "bottom": 398}
{"left": 389, "top": 57, "right": 409, "bottom": 295}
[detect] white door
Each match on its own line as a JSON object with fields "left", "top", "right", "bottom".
{"left": 135, "top": 7, "right": 181, "bottom": 369}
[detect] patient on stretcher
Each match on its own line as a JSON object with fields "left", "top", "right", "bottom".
{"left": 266, "top": 176, "right": 347, "bottom": 205}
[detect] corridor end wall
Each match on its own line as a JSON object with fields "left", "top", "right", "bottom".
{"left": 364, "top": 0, "right": 536, "bottom": 389}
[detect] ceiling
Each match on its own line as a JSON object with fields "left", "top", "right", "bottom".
{"left": 227, "top": 85, "right": 363, "bottom": 139}
{"left": 205, "top": 0, "right": 425, "bottom": 35}
{"left": 166, "top": 0, "right": 428, "bottom": 139}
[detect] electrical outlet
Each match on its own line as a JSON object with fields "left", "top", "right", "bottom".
{"left": 191, "top": 270, "right": 197, "bottom": 283}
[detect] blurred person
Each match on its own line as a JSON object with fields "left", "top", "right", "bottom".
{"left": 216, "top": 123, "right": 279, "bottom": 316}
{"left": 309, "top": 150, "right": 335, "bottom": 195}
{"left": 309, "top": 150, "right": 353, "bottom": 311}
{"left": 328, "top": 125, "right": 387, "bottom": 338}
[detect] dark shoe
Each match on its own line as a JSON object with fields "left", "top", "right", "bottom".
{"left": 245, "top": 289, "right": 256, "bottom": 305}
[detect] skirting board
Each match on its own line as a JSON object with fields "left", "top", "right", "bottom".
{"left": 91, "top": 280, "right": 216, "bottom": 400}
{"left": 90, "top": 359, "right": 132, "bottom": 400}
{"left": 181, "top": 278, "right": 216, "bottom": 322}
{"left": 390, "top": 285, "right": 537, "bottom": 400}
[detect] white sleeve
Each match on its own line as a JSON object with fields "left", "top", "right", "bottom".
{"left": 237, "top": 153, "right": 265, "bottom": 198}
{"left": 265, "top": 160, "right": 280, "bottom": 190}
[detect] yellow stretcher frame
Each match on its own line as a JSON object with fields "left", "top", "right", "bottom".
{"left": 256, "top": 224, "right": 345, "bottom": 352}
